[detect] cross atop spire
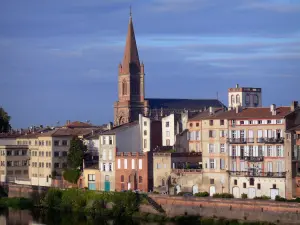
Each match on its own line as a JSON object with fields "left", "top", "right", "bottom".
{"left": 120, "top": 8, "right": 141, "bottom": 75}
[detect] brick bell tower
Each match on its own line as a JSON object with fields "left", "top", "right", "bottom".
{"left": 114, "top": 10, "right": 149, "bottom": 126}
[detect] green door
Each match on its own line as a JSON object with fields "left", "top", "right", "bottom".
{"left": 104, "top": 181, "right": 110, "bottom": 191}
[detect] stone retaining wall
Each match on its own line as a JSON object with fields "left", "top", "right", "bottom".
{"left": 149, "top": 195, "right": 300, "bottom": 225}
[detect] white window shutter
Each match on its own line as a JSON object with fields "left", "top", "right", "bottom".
{"left": 272, "top": 146, "right": 276, "bottom": 157}
{"left": 207, "top": 144, "right": 210, "bottom": 153}
{"left": 100, "top": 162, "right": 103, "bottom": 171}
{"left": 237, "top": 130, "right": 240, "bottom": 138}
{"left": 111, "top": 162, "right": 114, "bottom": 171}
{"left": 264, "top": 130, "right": 267, "bottom": 138}
{"left": 261, "top": 146, "right": 265, "bottom": 156}
{"left": 236, "top": 146, "right": 240, "bottom": 156}
{"left": 245, "top": 146, "right": 249, "bottom": 156}
{"left": 214, "top": 159, "right": 217, "bottom": 169}
{"left": 229, "top": 130, "right": 232, "bottom": 138}
{"left": 224, "top": 144, "right": 227, "bottom": 153}
{"left": 206, "top": 159, "right": 209, "bottom": 169}
{"left": 216, "top": 143, "right": 219, "bottom": 153}
{"left": 229, "top": 146, "right": 232, "bottom": 156}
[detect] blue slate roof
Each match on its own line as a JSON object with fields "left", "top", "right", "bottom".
{"left": 145, "top": 98, "right": 226, "bottom": 110}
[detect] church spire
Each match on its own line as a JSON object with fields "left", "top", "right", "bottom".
{"left": 121, "top": 7, "right": 140, "bottom": 75}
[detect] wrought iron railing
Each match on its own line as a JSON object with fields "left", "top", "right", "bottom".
{"left": 228, "top": 171, "right": 286, "bottom": 178}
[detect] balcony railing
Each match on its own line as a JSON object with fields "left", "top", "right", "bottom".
{"left": 172, "top": 169, "right": 202, "bottom": 173}
{"left": 256, "top": 137, "right": 284, "bottom": 144}
{"left": 228, "top": 171, "right": 286, "bottom": 178}
{"left": 243, "top": 156, "right": 264, "bottom": 162}
{"left": 227, "top": 138, "right": 247, "bottom": 144}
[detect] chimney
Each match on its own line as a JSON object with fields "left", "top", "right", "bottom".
{"left": 291, "top": 101, "right": 299, "bottom": 112}
{"left": 236, "top": 84, "right": 239, "bottom": 88}
{"left": 270, "top": 104, "right": 276, "bottom": 115}
{"left": 107, "top": 122, "right": 113, "bottom": 130}
{"left": 209, "top": 107, "right": 214, "bottom": 115}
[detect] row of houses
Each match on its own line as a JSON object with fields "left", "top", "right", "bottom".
{"left": 0, "top": 102, "right": 300, "bottom": 199}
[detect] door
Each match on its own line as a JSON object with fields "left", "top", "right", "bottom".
{"left": 176, "top": 185, "right": 181, "bottom": 194}
{"left": 232, "top": 187, "right": 240, "bottom": 198}
{"left": 192, "top": 185, "right": 199, "bottom": 195}
{"left": 270, "top": 189, "right": 279, "bottom": 200}
{"left": 104, "top": 181, "right": 110, "bottom": 191}
{"left": 209, "top": 186, "right": 216, "bottom": 196}
{"left": 248, "top": 187, "right": 256, "bottom": 199}
{"left": 88, "top": 183, "right": 96, "bottom": 190}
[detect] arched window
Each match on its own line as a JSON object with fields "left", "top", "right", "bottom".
{"left": 139, "top": 176, "right": 143, "bottom": 183}
{"left": 231, "top": 95, "right": 235, "bottom": 105}
{"left": 128, "top": 175, "right": 131, "bottom": 183}
{"left": 253, "top": 94, "right": 259, "bottom": 105}
{"left": 236, "top": 95, "right": 240, "bottom": 104}
{"left": 121, "top": 175, "right": 124, "bottom": 182}
{"left": 245, "top": 94, "right": 250, "bottom": 105}
{"left": 122, "top": 80, "right": 127, "bottom": 95}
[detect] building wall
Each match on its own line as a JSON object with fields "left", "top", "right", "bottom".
{"left": 99, "top": 134, "right": 116, "bottom": 191}
{"left": 228, "top": 86, "right": 262, "bottom": 109}
{"left": 174, "top": 130, "right": 189, "bottom": 153}
{"left": 0, "top": 138, "right": 16, "bottom": 145}
{"left": 150, "top": 121, "right": 162, "bottom": 151}
{"left": 115, "top": 124, "right": 140, "bottom": 152}
{"left": 162, "top": 114, "right": 175, "bottom": 146}
{"left": 85, "top": 138, "right": 99, "bottom": 157}
{"left": 115, "top": 152, "right": 149, "bottom": 192}
{"left": 82, "top": 169, "right": 101, "bottom": 190}
{"left": 229, "top": 176, "right": 285, "bottom": 199}
{"left": 139, "top": 115, "right": 151, "bottom": 152}
{"left": 153, "top": 154, "right": 172, "bottom": 189}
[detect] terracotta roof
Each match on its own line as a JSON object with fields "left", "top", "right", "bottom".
{"left": 146, "top": 98, "right": 226, "bottom": 110}
{"left": 101, "top": 121, "right": 139, "bottom": 135}
{"left": 0, "top": 133, "right": 22, "bottom": 139}
{"left": 120, "top": 15, "right": 140, "bottom": 75}
{"left": 65, "top": 121, "right": 92, "bottom": 128}
{"left": 38, "top": 127, "right": 99, "bottom": 137}
{"left": 208, "top": 107, "right": 291, "bottom": 120}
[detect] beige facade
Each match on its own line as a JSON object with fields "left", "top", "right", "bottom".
{"left": 0, "top": 145, "right": 29, "bottom": 182}
{"left": 188, "top": 108, "right": 229, "bottom": 195}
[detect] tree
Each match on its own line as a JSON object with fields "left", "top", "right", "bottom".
{"left": 67, "top": 137, "right": 87, "bottom": 169}
{"left": 0, "top": 107, "right": 11, "bottom": 133}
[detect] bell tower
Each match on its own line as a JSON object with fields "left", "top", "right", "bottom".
{"left": 114, "top": 10, "right": 148, "bottom": 126}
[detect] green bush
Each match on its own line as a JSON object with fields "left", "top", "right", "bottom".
{"left": 275, "top": 195, "right": 286, "bottom": 202}
{"left": 41, "top": 188, "right": 62, "bottom": 208}
{"left": 152, "top": 191, "right": 159, "bottom": 194}
{"left": 194, "top": 192, "right": 209, "bottom": 197}
{"left": 63, "top": 169, "right": 81, "bottom": 184}
{"left": 254, "top": 195, "right": 271, "bottom": 200}
{"left": 241, "top": 193, "right": 248, "bottom": 199}
{"left": 0, "top": 197, "right": 33, "bottom": 209}
{"left": 212, "top": 193, "right": 234, "bottom": 198}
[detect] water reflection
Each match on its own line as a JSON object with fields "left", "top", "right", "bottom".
{"left": 0, "top": 209, "right": 175, "bottom": 225}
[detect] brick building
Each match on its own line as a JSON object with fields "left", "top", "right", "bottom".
{"left": 115, "top": 151, "right": 152, "bottom": 192}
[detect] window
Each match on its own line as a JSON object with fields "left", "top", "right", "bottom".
{"left": 249, "top": 178, "right": 254, "bottom": 186}
{"left": 196, "top": 131, "right": 200, "bottom": 140}
{"left": 102, "top": 136, "right": 106, "bottom": 145}
{"left": 249, "top": 120, "right": 253, "bottom": 125}
{"left": 267, "top": 120, "right": 271, "bottom": 124}
{"left": 62, "top": 151, "right": 67, "bottom": 157}
{"left": 189, "top": 123, "right": 193, "bottom": 127}
{"left": 209, "top": 130, "right": 215, "bottom": 138}
{"left": 121, "top": 183, "right": 125, "bottom": 190}
{"left": 210, "top": 179, "right": 214, "bottom": 184}
{"left": 108, "top": 150, "right": 112, "bottom": 160}
{"left": 105, "top": 175, "right": 109, "bottom": 181}
{"left": 143, "top": 130, "right": 147, "bottom": 136}
{"left": 54, "top": 140, "right": 59, "bottom": 146}
{"left": 166, "top": 139, "right": 170, "bottom": 145}
{"left": 276, "top": 120, "right": 282, "bottom": 124}
{"left": 273, "top": 184, "right": 276, "bottom": 189}
{"left": 276, "top": 146, "right": 282, "bottom": 157}
{"left": 132, "top": 159, "right": 135, "bottom": 169}
{"left": 196, "top": 123, "right": 199, "bottom": 127}
{"left": 166, "top": 122, "right": 170, "bottom": 127}
{"left": 139, "top": 176, "right": 143, "bottom": 183}
{"left": 243, "top": 183, "right": 246, "bottom": 188}
{"left": 88, "top": 174, "right": 95, "bottom": 181}
{"left": 209, "top": 144, "right": 214, "bottom": 153}
{"left": 253, "top": 94, "right": 259, "bottom": 105}
{"left": 220, "top": 120, "right": 224, "bottom": 126}
{"left": 62, "top": 140, "right": 68, "bottom": 146}
{"left": 139, "top": 159, "right": 142, "bottom": 169}
{"left": 209, "top": 159, "right": 215, "bottom": 169}
{"left": 257, "top": 183, "right": 261, "bottom": 190}
{"left": 118, "top": 159, "right": 121, "bottom": 169}
{"left": 220, "top": 159, "right": 225, "bottom": 170}
{"left": 121, "top": 175, "right": 124, "bottom": 182}
{"left": 144, "top": 121, "right": 147, "bottom": 126}
{"left": 54, "top": 152, "right": 59, "bottom": 157}
{"left": 122, "top": 80, "right": 127, "bottom": 95}
{"left": 109, "top": 136, "right": 113, "bottom": 145}
{"left": 240, "top": 121, "right": 244, "bottom": 125}
{"left": 234, "top": 179, "right": 237, "bottom": 185}
{"left": 124, "top": 159, "right": 127, "bottom": 169}
{"left": 102, "top": 151, "right": 106, "bottom": 160}
{"left": 54, "top": 163, "right": 59, "bottom": 168}
{"left": 143, "top": 139, "right": 147, "bottom": 148}
{"left": 232, "top": 146, "right": 236, "bottom": 156}
{"left": 231, "top": 95, "right": 235, "bottom": 105}
{"left": 258, "top": 120, "right": 262, "bottom": 124}
{"left": 245, "top": 94, "right": 250, "bottom": 105}
{"left": 267, "top": 146, "right": 272, "bottom": 157}
{"left": 166, "top": 131, "right": 170, "bottom": 137}
{"left": 249, "top": 146, "right": 253, "bottom": 156}
{"left": 109, "top": 163, "right": 112, "bottom": 171}
{"left": 209, "top": 120, "right": 213, "bottom": 126}
{"left": 236, "top": 95, "right": 240, "bottom": 104}
{"left": 220, "top": 144, "right": 225, "bottom": 153}
{"left": 258, "top": 146, "right": 263, "bottom": 156}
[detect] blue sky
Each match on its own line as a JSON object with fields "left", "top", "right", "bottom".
{"left": 0, "top": 0, "right": 299, "bottom": 128}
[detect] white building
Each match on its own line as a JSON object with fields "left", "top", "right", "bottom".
{"left": 228, "top": 84, "right": 262, "bottom": 110}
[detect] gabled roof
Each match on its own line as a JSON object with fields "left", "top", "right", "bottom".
{"left": 212, "top": 107, "right": 291, "bottom": 120}
{"left": 65, "top": 121, "right": 92, "bottom": 128}
{"left": 189, "top": 108, "right": 225, "bottom": 121}
{"left": 146, "top": 98, "right": 226, "bottom": 110}
{"left": 101, "top": 121, "right": 139, "bottom": 135}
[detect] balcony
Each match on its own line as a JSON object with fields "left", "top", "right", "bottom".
{"left": 228, "top": 171, "right": 286, "bottom": 178}
{"left": 227, "top": 138, "right": 247, "bottom": 144}
{"left": 243, "top": 156, "right": 264, "bottom": 162}
{"left": 257, "top": 137, "right": 284, "bottom": 144}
